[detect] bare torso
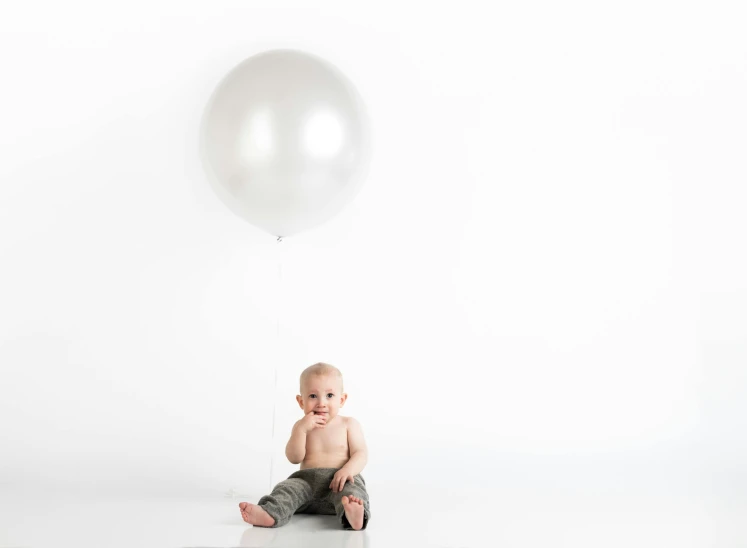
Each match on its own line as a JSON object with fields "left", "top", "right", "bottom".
{"left": 300, "top": 415, "right": 350, "bottom": 470}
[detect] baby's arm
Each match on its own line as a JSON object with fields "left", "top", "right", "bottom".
{"left": 285, "top": 422, "right": 307, "bottom": 464}
{"left": 286, "top": 411, "right": 327, "bottom": 464}
{"left": 341, "top": 417, "right": 368, "bottom": 476}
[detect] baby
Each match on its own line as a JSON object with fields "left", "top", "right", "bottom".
{"left": 239, "top": 362, "right": 371, "bottom": 530}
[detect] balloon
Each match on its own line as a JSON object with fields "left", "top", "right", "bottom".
{"left": 199, "top": 49, "right": 372, "bottom": 238}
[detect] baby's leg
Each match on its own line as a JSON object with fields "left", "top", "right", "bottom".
{"left": 328, "top": 475, "right": 371, "bottom": 530}
{"left": 240, "top": 478, "right": 313, "bottom": 528}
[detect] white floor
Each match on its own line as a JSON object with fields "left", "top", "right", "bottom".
{"left": 1, "top": 485, "right": 745, "bottom": 548}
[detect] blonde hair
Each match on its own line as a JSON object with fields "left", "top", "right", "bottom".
{"left": 299, "top": 362, "right": 344, "bottom": 394}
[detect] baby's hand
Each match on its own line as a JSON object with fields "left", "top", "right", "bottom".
{"left": 298, "top": 411, "right": 327, "bottom": 433}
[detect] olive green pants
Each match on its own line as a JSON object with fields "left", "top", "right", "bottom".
{"left": 258, "top": 467, "right": 370, "bottom": 530}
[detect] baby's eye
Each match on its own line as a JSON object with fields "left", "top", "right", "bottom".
{"left": 327, "top": 393, "right": 334, "bottom": 398}
{"left": 309, "top": 394, "right": 316, "bottom": 398}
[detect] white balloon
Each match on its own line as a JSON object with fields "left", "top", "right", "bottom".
{"left": 199, "top": 49, "right": 372, "bottom": 238}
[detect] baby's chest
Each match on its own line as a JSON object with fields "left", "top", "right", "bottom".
{"left": 306, "top": 425, "right": 349, "bottom": 454}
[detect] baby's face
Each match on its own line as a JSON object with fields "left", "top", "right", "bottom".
{"left": 296, "top": 374, "right": 347, "bottom": 421}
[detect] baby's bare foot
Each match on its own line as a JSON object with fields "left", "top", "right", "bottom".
{"left": 238, "top": 502, "right": 275, "bottom": 527}
{"left": 341, "top": 495, "right": 365, "bottom": 531}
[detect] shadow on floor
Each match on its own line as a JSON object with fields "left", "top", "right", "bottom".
{"left": 238, "top": 515, "right": 370, "bottom": 548}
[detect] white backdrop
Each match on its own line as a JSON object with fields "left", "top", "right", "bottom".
{"left": 1, "top": 0, "right": 745, "bottom": 503}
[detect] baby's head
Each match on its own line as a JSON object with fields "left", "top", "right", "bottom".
{"left": 296, "top": 362, "right": 348, "bottom": 421}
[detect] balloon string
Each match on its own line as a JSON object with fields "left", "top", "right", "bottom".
{"left": 269, "top": 237, "right": 283, "bottom": 492}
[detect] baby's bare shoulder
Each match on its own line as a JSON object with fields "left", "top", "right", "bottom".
{"left": 342, "top": 415, "right": 363, "bottom": 427}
